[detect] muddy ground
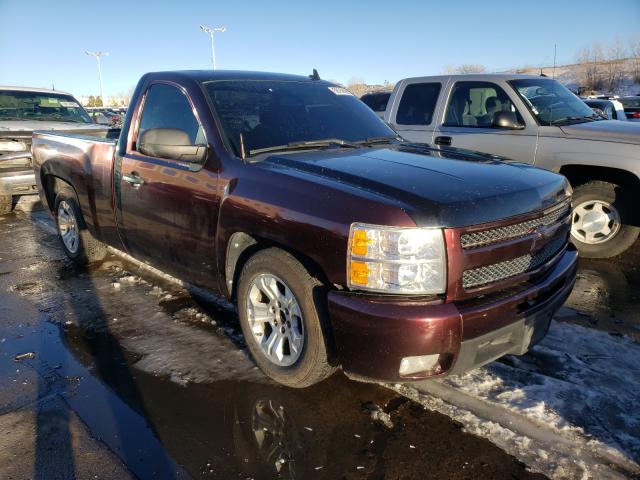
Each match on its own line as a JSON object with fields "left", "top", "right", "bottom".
{"left": 1, "top": 200, "right": 638, "bottom": 479}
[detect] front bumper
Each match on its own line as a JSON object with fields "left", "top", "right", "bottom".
{"left": 328, "top": 246, "right": 578, "bottom": 382}
{"left": 0, "top": 169, "right": 38, "bottom": 196}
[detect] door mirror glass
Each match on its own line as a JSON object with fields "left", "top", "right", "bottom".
{"left": 138, "top": 128, "right": 207, "bottom": 162}
{"left": 492, "top": 111, "right": 525, "bottom": 130}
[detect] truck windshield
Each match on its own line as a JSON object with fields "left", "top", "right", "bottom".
{"left": 202, "top": 80, "right": 396, "bottom": 158}
{"left": 0, "top": 90, "right": 93, "bottom": 124}
{"left": 509, "top": 79, "right": 600, "bottom": 126}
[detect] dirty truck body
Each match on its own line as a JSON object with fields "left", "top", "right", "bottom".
{"left": 32, "top": 71, "right": 577, "bottom": 387}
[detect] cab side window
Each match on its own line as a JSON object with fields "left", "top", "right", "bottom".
{"left": 396, "top": 83, "right": 441, "bottom": 125}
{"left": 444, "top": 82, "right": 523, "bottom": 128}
{"left": 137, "top": 83, "right": 204, "bottom": 149}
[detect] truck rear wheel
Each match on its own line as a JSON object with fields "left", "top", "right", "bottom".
{"left": 570, "top": 181, "right": 639, "bottom": 258}
{"left": 237, "top": 248, "right": 336, "bottom": 388}
{"left": 0, "top": 194, "right": 11, "bottom": 215}
{"left": 54, "top": 189, "right": 107, "bottom": 265}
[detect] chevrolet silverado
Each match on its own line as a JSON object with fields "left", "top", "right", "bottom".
{"left": 32, "top": 70, "right": 577, "bottom": 387}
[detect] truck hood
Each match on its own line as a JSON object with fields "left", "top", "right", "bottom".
{"left": 558, "top": 120, "right": 640, "bottom": 145}
{"left": 0, "top": 120, "right": 104, "bottom": 133}
{"left": 260, "top": 144, "right": 570, "bottom": 228}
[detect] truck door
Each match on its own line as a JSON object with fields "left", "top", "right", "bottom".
{"left": 433, "top": 81, "right": 537, "bottom": 163}
{"left": 387, "top": 81, "right": 443, "bottom": 144}
{"left": 116, "top": 82, "right": 220, "bottom": 289}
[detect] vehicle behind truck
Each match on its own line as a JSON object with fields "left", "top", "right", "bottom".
{"left": 384, "top": 74, "right": 640, "bottom": 258}
{"left": 32, "top": 70, "right": 577, "bottom": 388}
{"left": 0, "top": 86, "right": 105, "bottom": 214}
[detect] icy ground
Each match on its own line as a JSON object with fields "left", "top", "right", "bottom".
{"left": 24, "top": 208, "right": 640, "bottom": 479}
{"left": 399, "top": 321, "right": 640, "bottom": 479}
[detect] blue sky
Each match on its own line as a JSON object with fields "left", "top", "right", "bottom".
{"left": 1, "top": 0, "right": 639, "bottom": 98}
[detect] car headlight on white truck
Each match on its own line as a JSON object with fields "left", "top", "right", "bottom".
{"left": 347, "top": 223, "right": 447, "bottom": 294}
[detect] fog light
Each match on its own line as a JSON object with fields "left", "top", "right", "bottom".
{"left": 399, "top": 354, "right": 440, "bottom": 376}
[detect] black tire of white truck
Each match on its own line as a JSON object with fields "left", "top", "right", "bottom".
{"left": 570, "top": 181, "right": 639, "bottom": 258}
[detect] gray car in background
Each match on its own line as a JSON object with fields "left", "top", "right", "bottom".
{"left": 0, "top": 86, "right": 105, "bottom": 215}
{"left": 384, "top": 74, "right": 640, "bottom": 258}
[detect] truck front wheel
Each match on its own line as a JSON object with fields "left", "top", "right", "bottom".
{"left": 570, "top": 181, "right": 639, "bottom": 258}
{"left": 54, "top": 189, "right": 107, "bottom": 265}
{"left": 237, "top": 248, "right": 336, "bottom": 388}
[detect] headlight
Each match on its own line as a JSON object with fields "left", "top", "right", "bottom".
{"left": 347, "top": 223, "right": 447, "bottom": 294}
{"left": 0, "top": 140, "right": 28, "bottom": 152}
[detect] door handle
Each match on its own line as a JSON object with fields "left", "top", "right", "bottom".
{"left": 434, "top": 136, "right": 452, "bottom": 146}
{"left": 122, "top": 171, "right": 145, "bottom": 187}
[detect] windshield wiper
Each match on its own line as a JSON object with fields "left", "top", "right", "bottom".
{"left": 551, "top": 115, "right": 598, "bottom": 126}
{"left": 356, "top": 135, "right": 402, "bottom": 146}
{"left": 248, "top": 138, "right": 359, "bottom": 156}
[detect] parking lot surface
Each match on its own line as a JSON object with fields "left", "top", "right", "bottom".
{"left": 0, "top": 203, "right": 548, "bottom": 479}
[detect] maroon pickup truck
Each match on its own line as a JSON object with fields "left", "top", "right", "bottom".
{"left": 32, "top": 70, "right": 577, "bottom": 387}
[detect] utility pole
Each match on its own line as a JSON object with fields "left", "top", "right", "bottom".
{"left": 85, "top": 51, "right": 109, "bottom": 105}
{"left": 199, "top": 25, "right": 226, "bottom": 70}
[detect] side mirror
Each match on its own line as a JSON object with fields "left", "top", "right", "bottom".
{"left": 138, "top": 128, "right": 207, "bottom": 163}
{"left": 492, "top": 111, "right": 525, "bottom": 130}
{"left": 590, "top": 107, "right": 607, "bottom": 120}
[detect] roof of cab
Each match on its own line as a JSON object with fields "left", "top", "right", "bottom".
{"left": 144, "top": 70, "right": 325, "bottom": 83}
{"left": 398, "top": 73, "right": 550, "bottom": 84}
{"left": 0, "top": 85, "right": 75, "bottom": 95}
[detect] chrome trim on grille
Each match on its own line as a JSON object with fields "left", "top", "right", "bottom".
{"left": 462, "top": 236, "right": 566, "bottom": 289}
{"left": 460, "top": 203, "right": 571, "bottom": 249}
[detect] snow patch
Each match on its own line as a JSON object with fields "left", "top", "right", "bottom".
{"left": 400, "top": 321, "right": 640, "bottom": 479}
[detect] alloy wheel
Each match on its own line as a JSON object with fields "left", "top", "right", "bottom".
{"left": 246, "top": 274, "right": 304, "bottom": 367}
{"left": 57, "top": 200, "right": 80, "bottom": 254}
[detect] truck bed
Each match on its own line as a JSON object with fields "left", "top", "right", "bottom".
{"left": 32, "top": 128, "right": 121, "bottom": 247}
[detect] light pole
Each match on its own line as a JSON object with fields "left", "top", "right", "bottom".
{"left": 85, "top": 51, "right": 109, "bottom": 106}
{"left": 199, "top": 25, "right": 226, "bottom": 70}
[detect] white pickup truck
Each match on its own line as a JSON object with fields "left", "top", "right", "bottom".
{"left": 383, "top": 74, "right": 640, "bottom": 258}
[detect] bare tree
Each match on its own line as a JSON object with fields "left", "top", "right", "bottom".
{"left": 630, "top": 36, "right": 640, "bottom": 82}
{"left": 346, "top": 76, "right": 367, "bottom": 97}
{"left": 443, "top": 64, "right": 487, "bottom": 74}
{"left": 576, "top": 44, "right": 604, "bottom": 92}
{"left": 604, "top": 38, "right": 626, "bottom": 92}
{"left": 457, "top": 64, "right": 486, "bottom": 74}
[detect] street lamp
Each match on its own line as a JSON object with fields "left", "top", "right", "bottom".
{"left": 85, "top": 51, "right": 109, "bottom": 106}
{"left": 199, "top": 25, "right": 226, "bottom": 70}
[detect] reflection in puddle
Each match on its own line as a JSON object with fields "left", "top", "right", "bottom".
{"left": 243, "top": 399, "right": 305, "bottom": 479}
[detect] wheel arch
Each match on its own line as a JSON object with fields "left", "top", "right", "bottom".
{"left": 559, "top": 164, "right": 640, "bottom": 191}
{"left": 41, "top": 173, "right": 78, "bottom": 213}
{"left": 224, "top": 231, "right": 332, "bottom": 301}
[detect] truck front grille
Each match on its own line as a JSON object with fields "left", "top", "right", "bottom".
{"left": 445, "top": 199, "right": 572, "bottom": 301}
{"left": 460, "top": 202, "right": 570, "bottom": 249}
{"left": 462, "top": 235, "right": 566, "bottom": 288}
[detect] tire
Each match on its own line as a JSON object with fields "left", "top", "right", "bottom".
{"left": 0, "top": 195, "right": 11, "bottom": 215}
{"left": 237, "top": 248, "right": 336, "bottom": 388}
{"left": 570, "top": 181, "right": 639, "bottom": 258}
{"left": 54, "top": 188, "right": 107, "bottom": 265}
